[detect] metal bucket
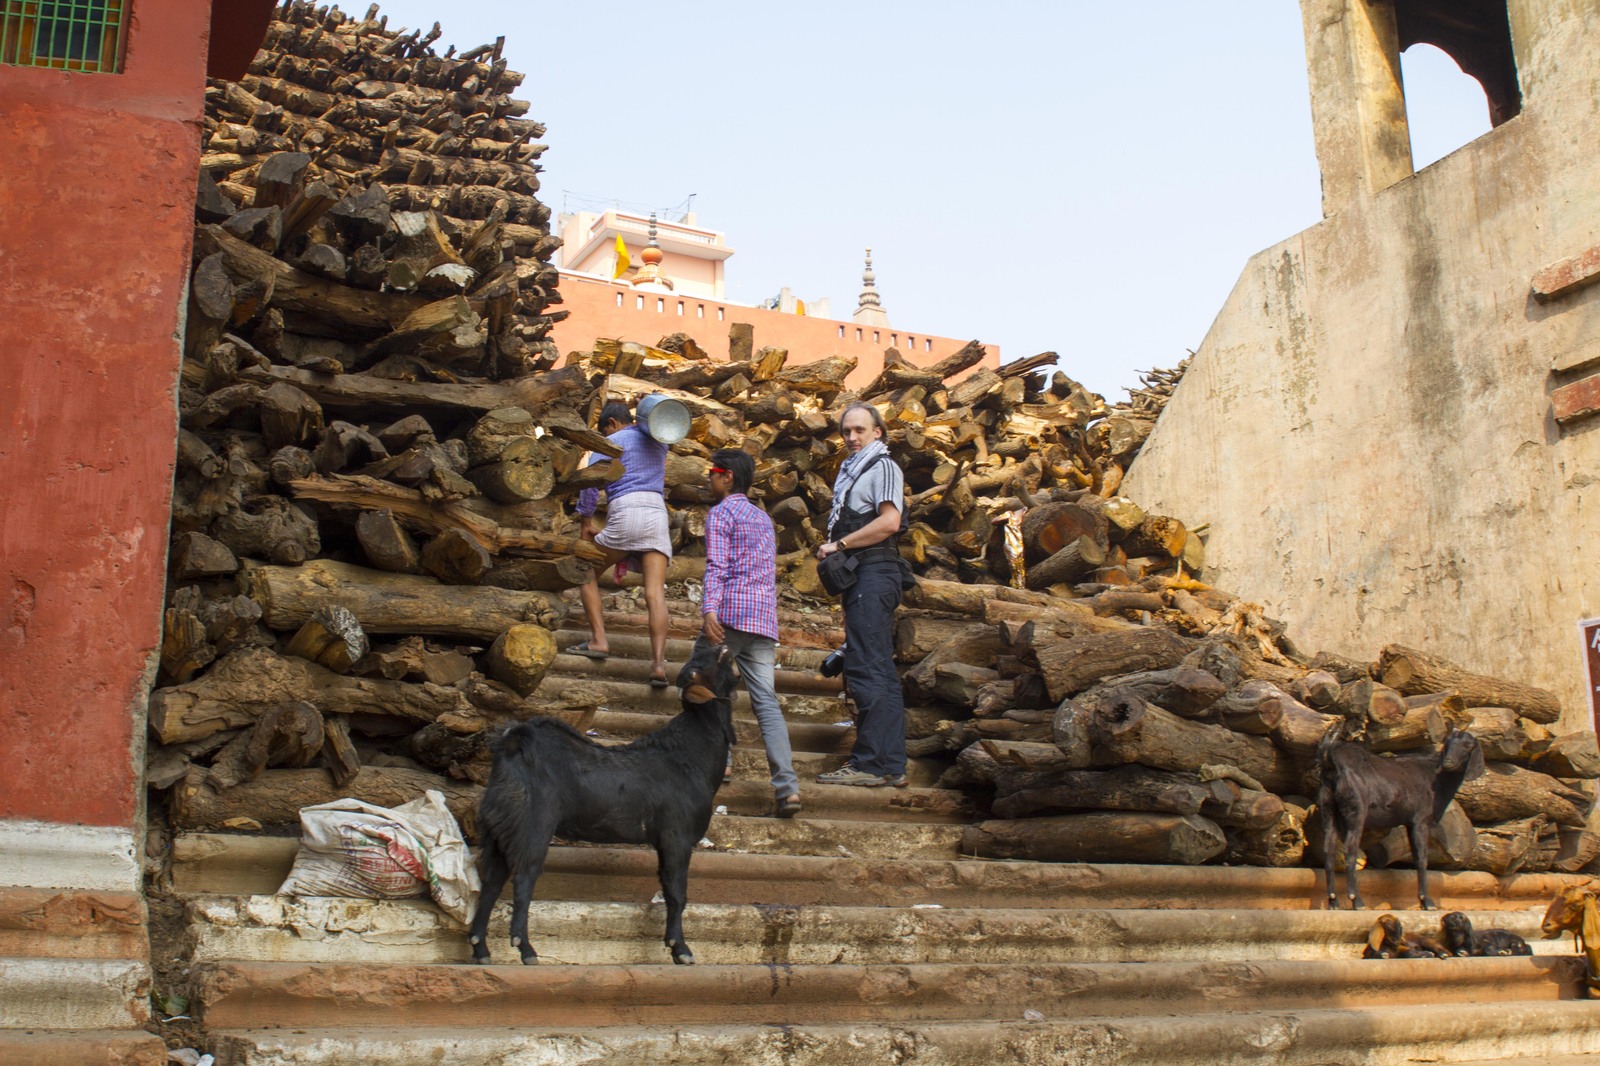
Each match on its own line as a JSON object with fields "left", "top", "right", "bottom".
{"left": 636, "top": 394, "right": 691, "bottom": 444}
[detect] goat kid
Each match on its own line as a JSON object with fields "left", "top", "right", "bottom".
{"left": 1317, "top": 724, "right": 1485, "bottom": 911}
{"left": 467, "top": 640, "right": 737, "bottom": 966}
{"left": 1363, "top": 913, "right": 1451, "bottom": 959}
{"left": 1440, "top": 911, "right": 1531, "bottom": 957}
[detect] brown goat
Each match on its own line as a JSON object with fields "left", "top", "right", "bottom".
{"left": 1363, "top": 913, "right": 1451, "bottom": 959}
{"left": 1541, "top": 880, "right": 1600, "bottom": 996}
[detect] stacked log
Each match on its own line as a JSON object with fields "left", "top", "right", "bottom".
{"left": 1091, "top": 358, "right": 1189, "bottom": 467}
{"left": 911, "top": 582, "right": 1598, "bottom": 873}
{"left": 152, "top": 2, "right": 611, "bottom": 822}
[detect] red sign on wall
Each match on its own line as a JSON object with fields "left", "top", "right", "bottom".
{"left": 1582, "top": 617, "right": 1600, "bottom": 734}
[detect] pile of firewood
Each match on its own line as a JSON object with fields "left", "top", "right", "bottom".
{"left": 895, "top": 574, "right": 1600, "bottom": 875}
{"left": 563, "top": 335, "right": 1202, "bottom": 597}
{"left": 1092, "top": 358, "right": 1190, "bottom": 468}
{"left": 152, "top": 1, "right": 627, "bottom": 830}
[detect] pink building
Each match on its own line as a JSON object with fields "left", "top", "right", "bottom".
{"left": 553, "top": 209, "right": 997, "bottom": 386}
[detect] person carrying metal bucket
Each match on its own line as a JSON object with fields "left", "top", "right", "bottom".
{"left": 569, "top": 394, "right": 690, "bottom": 688}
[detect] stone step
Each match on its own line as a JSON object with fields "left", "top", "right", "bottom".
{"left": 203, "top": 1001, "right": 1600, "bottom": 1066}
{"left": 0, "top": 1029, "right": 167, "bottom": 1066}
{"left": 184, "top": 894, "right": 1568, "bottom": 968}
{"left": 577, "top": 605, "right": 845, "bottom": 654}
{"left": 533, "top": 672, "right": 855, "bottom": 724}
{"left": 581, "top": 706, "right": 854, "bottom": 754}
{"left": 194, "top": 956, "right": 1584, "bottom": 1032}
{"left": 714, "top": 812, "right": 968, "bottom": 859}
{"left": 169, "top": 832, "right": 1592, "bottom": 913}
{"left": 553, "top": 629, "right": 844, "bottom": 694}
{"left": 550, "top": 649, "right": 846, "bottom": 697}
{"left": 0, "top": 956, "right": 154, "bottom": 1029}
{"left": 713, "top": 778, "right": 978, "bottom": 823}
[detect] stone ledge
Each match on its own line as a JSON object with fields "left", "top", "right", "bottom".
{"left": 1533, "top": 245, "right": 1600, "bottom": 302}
{"left": 0, "top": 957, "right": 152, "bottom": 1029}
{"left": 0, "top": 1029, "right": 166, "bottom": 1066}
{"left": 1552, "top": 372, "right": 1600, "bottom": 426}
{"left": 0, "top": 888, "right": 148, "bottom": 960}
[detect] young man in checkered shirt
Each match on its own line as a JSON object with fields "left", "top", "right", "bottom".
{"left": 702, "top": 448, "right": 800, "bottom": 817}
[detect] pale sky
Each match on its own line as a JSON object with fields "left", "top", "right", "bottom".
{"left": 366, "top": 1, "right": 1495, "bottom": 400}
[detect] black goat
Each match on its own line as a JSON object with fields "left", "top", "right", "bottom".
{"left": 468, "top": 640, "right": 736, "bottom": 965}
{"left": 1317, "top": 724, "right": 1485, "bottom": 911}
{"left": 1441, "top": 911, "right": 1532, "bottom": 957}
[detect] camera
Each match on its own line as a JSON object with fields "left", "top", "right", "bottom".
{"left": 819, "top": 644, "right": 847, "bottom": 678}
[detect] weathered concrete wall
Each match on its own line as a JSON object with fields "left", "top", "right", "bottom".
{"left": 1124, "top": 2, "right": 1600, "bottom": 728}
{"left": 0, "top": 0, "right": 211, "bottom": 836}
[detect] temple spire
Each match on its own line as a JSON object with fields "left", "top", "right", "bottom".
{"left": 630, "top": 212, "right": 674, "bottom": 291}
{"left": 852, "top": 247, "right": 888, "bottom": 326}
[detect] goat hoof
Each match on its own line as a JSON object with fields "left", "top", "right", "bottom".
{"left": 519, "top": 953, "right": 539, "bottom": 965}
{"left": 672, "top": 951, "right": 695, "bottom": 966}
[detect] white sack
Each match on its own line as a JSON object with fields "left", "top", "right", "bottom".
{"left": 277, "top": 789, "right": 479, "bottom": 924}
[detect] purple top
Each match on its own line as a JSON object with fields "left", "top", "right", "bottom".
{"left": 702, "top": 493, "right": 779, "bottom": 641}
{"left": 576, "top": 424, "right": 668, "bottom": 516}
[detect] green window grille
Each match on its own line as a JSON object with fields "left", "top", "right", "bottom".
{"left": 1, "top": 0, "right": 127, "bottom": 72}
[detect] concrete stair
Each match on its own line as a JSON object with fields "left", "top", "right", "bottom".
{"left": 166, "top": 607, "right": 1600, "bottom": 1065}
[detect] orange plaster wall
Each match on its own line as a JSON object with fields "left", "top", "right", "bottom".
{"left": 551, "top": 274, "right": 1000, "bottom": 388}
{"left": 0, "top": 0, "right": 212, "bottom": 827}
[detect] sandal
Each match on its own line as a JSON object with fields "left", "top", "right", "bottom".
{"left": 648, "top": 671, "right": 669, "bottom": 689}
{"left": 568, "top": 641, "right": 609, "bottom": 661}
{"left": 776, "top": 793, "right": 802, "bottom": 819}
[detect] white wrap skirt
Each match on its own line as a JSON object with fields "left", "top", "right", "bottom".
{"left": 594, "top": 491, "right": 673, "bottom": 558}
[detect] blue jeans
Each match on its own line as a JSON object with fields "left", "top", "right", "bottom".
{"left": 841, "top": 559, "right": 907, "bottom": 777}
{"left": 723, "top": 627, "right": 797, "bottom": 798}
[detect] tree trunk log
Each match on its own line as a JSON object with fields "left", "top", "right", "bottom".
{"left": 1530, "top": 732, "right": 1600, "bottom": 780}
{"left": 149, "top": 646, "right": 472, "bottom": 744}
{"left": 170, "top": 764, "right": 481, "bottom": 835}
{"left": 486, "top": 624, "right": 558, "bottom": 697}
{"left": 1460, "top": 707, "right": 1549, "bottom": 763}
{"left": 992, "top": 765, "right": 1213, "bottom": 820}
{"left": 1362, "top": 692, "right": 1471, "bottom": 753}
{"left": 206, "top": 700, "right": 325, "bottom": 791}
{"left": 893, "top": 613, "right": 996, "bottom": 664}
{"left": 355, "top": 509, "right": 421, "bottom": 572}
{"left": 241, "top": 558, "right": 565, "bottom": 640}
{"left": 1211, "top": 680, "right": 1288, "bottom": 735}
{"left": 1096, "top": 666, "right": 1226, "bottom": 718}
{"left": 1224, "top": 804, "right": 1308, "bottom": 868}
{"left": 1456, "top": 762, "right": 1593, "bottom": 827}
{"left": 1025, "top": 535, "right": 1105, "bottom": 591}
{"left": 1037, "top": 628, "right": 1193, "bottom": 702}
{"left": 1086, "top": 688, "right": 1305, "bottom": 794}
{"left": 1378, "top": 644, "right": 1562, "bottom": 724}
{"left": 282, "top": 605, "right": 369, "bottom": 674}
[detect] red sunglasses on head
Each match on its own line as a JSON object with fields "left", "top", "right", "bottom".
{"left": 710, "top": 466, "right": 732, "bottom": 476}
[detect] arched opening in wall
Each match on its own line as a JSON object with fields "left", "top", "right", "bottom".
{"left": 1393, "top": 0, "right": 1519, "bottom": 165}
{"left": 1399, "top": 44, "right": 1494, "bottom": 168}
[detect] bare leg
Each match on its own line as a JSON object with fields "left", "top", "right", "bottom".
{"left": 641, "top": 551, "right": 669, "bottom": 680}
{"left": 576, "top": 544, "right": 629, "bottom": 655}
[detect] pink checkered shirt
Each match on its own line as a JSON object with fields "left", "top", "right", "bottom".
{"left": 702, "top": 493, "right": 779, "bottom": 641}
